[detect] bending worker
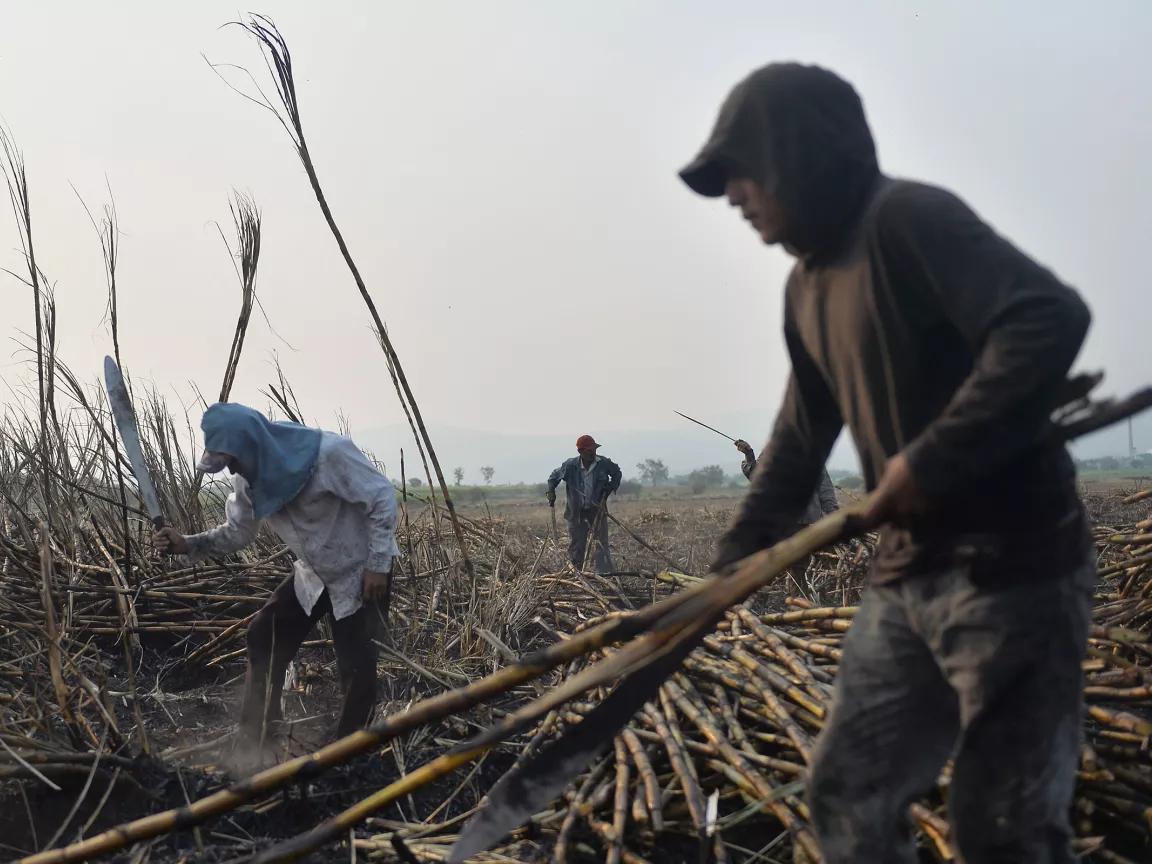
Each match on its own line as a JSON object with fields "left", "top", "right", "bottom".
{"left": 153, "top": 403, "right": 399, "bottom": 752}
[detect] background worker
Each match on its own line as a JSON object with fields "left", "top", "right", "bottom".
{"left": 546, "top": 434, "right": 622, "bottom": 573}
{"left": 735, "top": 437, "right": 838, "bottom": 587}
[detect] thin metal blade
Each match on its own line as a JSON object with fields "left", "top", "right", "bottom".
{"left": 104, "top": 356, "right": 163, "bottom": 525}
{"left": 673, "top": 410, "right": 736, "bottom": 442}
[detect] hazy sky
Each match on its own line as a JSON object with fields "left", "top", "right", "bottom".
{"left": 2, "top": 1, "right": 1151, "bottom": 474}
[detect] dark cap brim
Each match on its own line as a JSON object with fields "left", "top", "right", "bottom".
{"left": 679, "top": 151, "right": 728, "bottom": 198}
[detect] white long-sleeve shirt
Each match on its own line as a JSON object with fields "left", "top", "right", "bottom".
{"left": 184, "top": 432, "right": 400, "bottom": 620}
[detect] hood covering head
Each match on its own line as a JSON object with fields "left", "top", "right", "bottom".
{"left": 200, "top": 403, "right": 322, "bottom": 519}
{"left": 679, "top": 63, "right": 880, "bottom": 256}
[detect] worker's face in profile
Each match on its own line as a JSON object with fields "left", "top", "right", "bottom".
{"left": 725, "top": 177, "right": 786, "bottom": 245}
{"left": 578, "top": 448, "right": 597, "bottom": 465}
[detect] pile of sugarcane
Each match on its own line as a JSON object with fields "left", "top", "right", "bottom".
{"left": 15, "top": 496, "right": 1152, "bottom": 864}
{"left": 330, "top": 511, "right": 1152, "bottom": 864}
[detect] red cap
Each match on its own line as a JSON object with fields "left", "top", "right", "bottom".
{"left": 576, "top": 434, "right": 600, "bottom": 451}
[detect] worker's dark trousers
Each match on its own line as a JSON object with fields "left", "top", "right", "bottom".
{"left": 239, "top": 575, "right": 378, "bottom": 740}
{"left": 808, "top": 548, "right": 1094, "bottom": 864}
{"left": 568, "top": 509, "right": 613, "bottom": 574}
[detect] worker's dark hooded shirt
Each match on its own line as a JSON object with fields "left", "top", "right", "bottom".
{"left": 681, "top": 64, "right": 1091, "bottom": 581}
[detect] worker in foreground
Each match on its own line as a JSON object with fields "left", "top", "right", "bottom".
{"left": 735, "top": 437, "right": 838, "bottom": 588}
{"left": 153, "top": 403, "right": 399, "bottom": 759}
{"left": 546, "top": 435, "right": 622, "bottom": 573}
{"left": 682, "top": 64, "right": 1093, "bottom": 863}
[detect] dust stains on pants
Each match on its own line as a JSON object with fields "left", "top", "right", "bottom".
{"left": 808, "top": 552, "right": 1094, "bottom": 864}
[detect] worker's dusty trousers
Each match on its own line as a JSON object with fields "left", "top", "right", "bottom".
{"left": 568, "top": 509, "right": 613, "bottom": 574}
{"left": 807, "top": 549, "right": 1094, "bottom": 864}
{"left": 240, "top": 575, "right": 378, "bottom": 739}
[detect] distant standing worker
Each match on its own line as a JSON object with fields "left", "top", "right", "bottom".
{"left": 546, "top": 435, "right": 622, "bottom": 573}
{"left": 734, "top": 438, "right": 837, "bottom": 521}
{"left": 153, "top": 403, "right": 399, "bottom": 754}
{"left": 734, "top": 437, "right": 837, "bottom": 585}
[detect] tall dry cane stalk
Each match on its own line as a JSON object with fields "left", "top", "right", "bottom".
{"left": 100, "top": 201, "right": 130, "bottom": 552}
{"left": 264, "top": 356, "right": 305, "bottom": 424}
{"left": 188, "top": 192, "right": 263, "bottom": 512}
{"left": 0, "top": 127, "right": 54, "bottom": 529}
{"left": 78, "top": 187, "right": 137, "bottom": 585}
{"left": 38, "top": 525, "right": 73, "bottom": 731}
{"left": 219, "top": 14, "right": 474, "bottom": 585}
{"left": 75, "top": 185, "right": 124, "bottom": 370}
{"left": 217, "top": 191, "right": 261, "bottom": 404}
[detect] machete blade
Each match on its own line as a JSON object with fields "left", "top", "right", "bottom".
{"left": 104, "top": 355, "right": 165, "bottom": 528}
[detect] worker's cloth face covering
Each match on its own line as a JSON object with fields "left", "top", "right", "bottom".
{"left": 679, "top": 62, "right": 880, "bottom": 258}
{"left": 200, "top": 403, "right": 322, "bottom": 519}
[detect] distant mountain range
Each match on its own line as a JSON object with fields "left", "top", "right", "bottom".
{"left": 356, "top": 413, "right": 1152, "bottom": 485}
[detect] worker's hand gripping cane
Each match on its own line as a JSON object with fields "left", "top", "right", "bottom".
{"left": 859, "top": 452, "right": 926, "bottom": 526}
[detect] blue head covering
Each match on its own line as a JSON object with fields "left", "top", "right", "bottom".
{"left": 201, "top": 403, "right": 322, "bottom": 519}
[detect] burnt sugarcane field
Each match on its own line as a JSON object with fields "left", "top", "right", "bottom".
{"left": 5, "top": 6, "right": 1152, "bottom": 864}
{"left": 6, "top": 417, "right": 1152, "bottom": 864}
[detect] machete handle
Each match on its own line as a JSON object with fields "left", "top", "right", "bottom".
{"left": 151, "top": 515, "right": 178, "bottom": 557}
